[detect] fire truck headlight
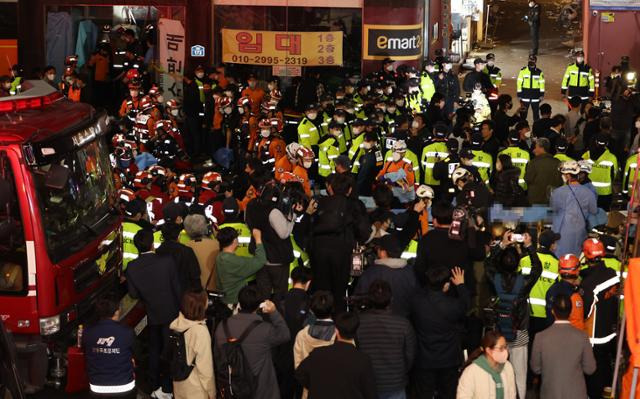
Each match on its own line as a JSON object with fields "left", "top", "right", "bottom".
{"left": 39, "top": 315, "right": 61, "bottom": 335}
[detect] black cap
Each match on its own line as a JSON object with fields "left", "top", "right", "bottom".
{"left": 223, "top": 197, "right": 239, "bottom": 216}
{"left": 460, "top": 148, "right": 475, "bottom": 159}
{"left": 474, "top": 57, "right": 485, "bottom": 65}
{"left": 434, "top": 123, "right": 448, "bottom": 138}
{"left": 247, "top": 73, "right": 257, "bottom": 80}
{"left": 528, "top": 54, "right": 537, "bottom": 63}
{"left": 124, "top": 199, "right": 146, "bottom": 217}
{"left": 371, "top": 235, "right": 402, "bottom": 258}
{"left": 595, "top": 134, "right": 608, "bottom": 147}
{"left": 508, "top": 130, "right": 521, "bottom": 144}
{"left": 328, "top": 120, "right": 341, "bottom": 130}
{"left": 556, "top": 136, "right": 568, "bottom": 152}
{"left": 539, "top": 229, "right": 561, "bottom": 248}
{"left": 334, "top": 108, "right": 346, "bottom": 116}
{"left": 486, "top": 53, "right": 495, "bottom": 61}
{"left": 446, "top": 138, "right": 460, "bottom": 152}
{"left": 305, "top": 103, "right": 319, "bottom": 111}
{"left": 352, "top": 118, "right": 366, "bottom": 127}
{"left": 424, "top": 59, "right": 435, "bottom": 66}
{"left": 471, "top": 132, "right": 483, "bottom": 147}
{"left": 162, "top": 202, "right": 189, "bottom": 223}
{"left": 600, "top": 235, "right": 617, "bottom": 253}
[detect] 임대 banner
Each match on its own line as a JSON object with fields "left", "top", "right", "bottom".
{"left": 221, "top": 28, "right": 343, "bottom": 67}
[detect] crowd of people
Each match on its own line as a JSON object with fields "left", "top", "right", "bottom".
{"left": 17, "top": 25, "right": 640, "bottom": 399}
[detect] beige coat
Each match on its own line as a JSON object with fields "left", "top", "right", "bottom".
{"left": 186, "top": 238, "right": 220, "bottom": 290}
{"left": 457, "top": 360, "right": 517, "bottom": 399}
{"left": 293, "top": 325, "right": 336, "bottom": 368}
{"left": 170, "top": 313, "right": 216, "bottom": 399}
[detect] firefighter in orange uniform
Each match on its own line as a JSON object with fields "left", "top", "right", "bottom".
{"left": 237, "top": 96, "right": 258, "bottom": 152}
{"left": 275, "top": 142, "right": 301, "bottom": 182}
{"left": 241, "top": 73, "right": 265, "bottom": 115}
{"left": 119, "top": 81, "right": 142, "bottom": 118}
{"left": 545, "top": 254, "right": 585, "bottom": 330}
{"left": 377, "top": 140, "right": 416, "bottom": 203}
{"left": 293, "top": 146, "right": 315, "bottom": 197}
{"left": 255, "top": 118, "right": 286, "bottom": 171}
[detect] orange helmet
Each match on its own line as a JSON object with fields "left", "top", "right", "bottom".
{"left": 261, "top": 101, "right": 276, "bottom": 112}
{"left": 133, "top": 170, "right": 152, "bottom": 188}
{"left": 269, "top": 89, "right": 282, "bottom": 101}
{"left": 583, "top": 238, "right": 605, "bottom": 260}
{"left": 258, "top": 118, "right": 272, "bottom": 130}
{"left": 122, "top": 140, "right": 138, "bottom": 153}
{"left": 279, "top": 172, "right": 302, "bottom": 184}
{"left": 177, "top": 173, "right": 197, "bottom": 194}
{"left": 112, "top": 133, "right": 127, "bottom": 147}
{"left": 201, "top": 171, "right": 222, "bottom": 189}
{"left": 237, "top": 96, "right": 251, "bottom": 108}
{"left": 139, "top": 95, "right": 154, "bottom": 111}
{"left": 117, "top": 188, "right": 136, "bottom": 204}
{"left": 155, "top": 119, "right": 174, "bottom": 132}
{"left": 219, "top": 96, "right": 232, "bottom": 109}
{"left": 166, "top": 98, "right": 179, "bottom": 109}
{"left": 559, "top": 254, "right": 581, "bottom": 277}
{"left": 296, "top": 146, "right": 315, "bottom": 161}
{"left": 147, "top": 165, "right": 166, "bottom": 178}
{"left": 125, "top": 68, "right": 140, "bottom": 81}
{"left": 148, "top": 85, "right": 160, "bottom": 97}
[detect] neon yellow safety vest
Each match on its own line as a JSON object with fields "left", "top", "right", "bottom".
{"left": 153, "top": 228, "right": 191, "bottom": 249}
{"left": 341, "top": 124, "right": 352, "bottom": 146}
{"left": 348, "top": 134, "right": 366, "bottom": 173}
{"left": 561, "top": 63, "right": 595, "bottom": 99}
{"left": 623, "top": 153, "right": 638, "bottom": 194}
{"left": 406, "top": 93, "right": 422, "bottom": 114}
{"left": 401, "top": 240, "right": 418, "bottom": 259}
{"left": 519, "top": 252, "right": 559, "bottom": 318}
{"left": 582, "top": 150, "right": 618, "bottom": 196}
{"left": 122, "top": 221, "right": 143, "bottom": 270}
{"left": 516, "top": 67, "right": 545, "bottom": 101}
{"left": 9, "top": 77, "right": 22, "bottom": 96}
{"left": 471, "top": 150, "right": 493, "bottom": 185}
{"left": 484, "top": 65, "right": 503, "bottom": 88}
{"left": 385, "top": 149, "right": 421, "bottom": 183}
{"left": 420, "top": 73, "right": 436, "bottom": 102}
{"left": 194, "top": 77, "right": 205, "bottom": 103}
{"left": 318, "top": 137, "right": 341, "bottom": 177}
{"left": 298, "top": 117, "right": 321, "bottom": 148}
{"left": 421, "top": 142, "right": 449, "bottom": 185}
{"left": 498, "top": 146, "right": 530, "bottom": 189}
{"left": 218, "top": 222, "right": 252, "bottom": 257}
{"left": 554, "top": 153, "right": 574, "bottom": 163}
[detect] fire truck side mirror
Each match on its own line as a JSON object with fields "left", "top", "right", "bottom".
{"left": 45, "top": 164, "right": 70, "bottom": 190}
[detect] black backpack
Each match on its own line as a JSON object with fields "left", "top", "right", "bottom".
{"left": 216, "top": 320, "right": 262, "bottom": 399}
{"left": 165, "top": 328, "right": 195, "bottom": 381}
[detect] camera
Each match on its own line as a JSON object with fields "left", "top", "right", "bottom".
{"left": 206, "top": 291, "right": 231, "bottom": 328}
{"left": 511, "top": 233, "right": 524, "bottom": 243}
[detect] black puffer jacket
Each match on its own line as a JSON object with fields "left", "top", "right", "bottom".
{"left": 493, "top": 167, "right": 524, "bottom": 206}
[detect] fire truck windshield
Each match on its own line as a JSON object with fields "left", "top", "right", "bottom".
{"left": 31, "top": 134, "right": 116, "bottom": 263}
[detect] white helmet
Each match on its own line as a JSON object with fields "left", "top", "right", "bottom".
{"left": 286, "top": 142, "right": 301, "bottom": 159}
{"left": 452, "top": 167, "right": 471, "bottom": 185}
{"left": 577, "top": 159, "right": 592, "bottom": 174}
{"left": 416, "top": 184, "right": 435, "bottom": 199}
{"left": 392, "top": 139, "right": 407, "bottom": 152}
{"left": 559, "top": 160, "right": 581, "bottom": 175}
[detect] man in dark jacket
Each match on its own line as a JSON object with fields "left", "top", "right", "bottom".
{"left": 156, "top": 221, "right": 202, "bottom": 293}
{"left": 463, "top": 58, "right": 493, "bottom": 94}
{"left": 525, "top": 0, "right": 541, "bottom": 55}
{"left": 410, "top": 266, "right": 469, "bottom": 399}
{"left": 356, "top": 132, "right": 383, "bottom": 196}
{"left": 480, "top": 119, "right": 501, "bottom": 160}
{"left": 357, "top": 280, "right": 416, "bottom": 399}
{"left": 435, "top": 59, "right": 460, "bottom": 116}
{"left": 125, "top": 229, "right": 181, "bottom": 397}
{"left": 524, "top": 137, "right": 563, "bottom": 204}
{"left": 311, "top": 173, "right": 372, "bottom": 311}
{"left": 296, "top": 311, "right": 376, "bottom": 399}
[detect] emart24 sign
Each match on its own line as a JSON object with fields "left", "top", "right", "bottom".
{"left": 363, "top": 24, "right": 423, "bottom": 60}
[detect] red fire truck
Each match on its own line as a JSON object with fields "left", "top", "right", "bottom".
{"left": 0, "top": 80, "right": 142, "bottom": 392}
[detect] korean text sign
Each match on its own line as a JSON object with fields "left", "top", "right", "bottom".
{"left": 158, "top": 18, "right": 185, "bottom": 100}
{"left": 221, "top": 29, "right": 343, "bottom": 66}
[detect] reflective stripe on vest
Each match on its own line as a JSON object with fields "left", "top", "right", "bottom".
{"left": 590, "top": 332, "right": 616, "bottom": 345}
{"left": 90, "top": 381, "right": 135, "bottom": 394}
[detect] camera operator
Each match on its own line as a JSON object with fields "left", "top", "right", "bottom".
{"left": 452, "top": 167, "right": 492, "bottom": 212}
{"left": 310, "top": 173, "right": 372, "bottom": 312}
{"left": 485, "top": 229, "right": 542, "bottom": 399}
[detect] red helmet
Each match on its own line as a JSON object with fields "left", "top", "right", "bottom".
{"left": 166, "top": 98, "right": 179, "bottom": 109}
{"left": 148, "top": 85, "right": 160, "bottom": 97}
{"left": 126, "top": 68, "right": 140, "bottom": 81}
{"left": 279, "top": 172, "right": 302, "bottom": 184}
{"left": 112, "top": 133, "right": 127, "bottom": 147}
{"left": 583, "top": 238, "right": 605, "bottom": 260}
{"left": 117, "top": 188, "right": 136, "bottom": 204}
{"left": 270, "top": 89, "right": 282, "bottom": 101}
{"left": 122, "top": 140, "right": 138, "bottom": 152}
{"left": 201, "top": 171, "right": 222, "bottom": 189}
{"left": 155, "top": 119, "right": 174, "bottom": 132}
{"left": 296, "top": 146, "right": 315, "bottom": 161}
{"left": 258, "top": 118, "right": 272, "bottom": 130}
{"left": 177, "top": 173, "right": 197, "bottom": 193}
{"left": 219, "top": 97, "right": 232, "bottom": 109}
{"left": 147, "top": 165, "right": 167, "bottom": 178}
{"left": 65, "top": 55, "right": 79, "bottom": 66}
{"left": 559, "top": 254, "right": 581, "bottom": 277}
{"left": 139, "top": 96, "right": 154, "bottom": 111}
{"left": 133, "top": 170, "right": 152, "bottom": 188}
{"left": 261, "top": 101, "right": 275, "bottom": 112}
{"left": 237, "top": 96, "right": 251, "bottom": 108}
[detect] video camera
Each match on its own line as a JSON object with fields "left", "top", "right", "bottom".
{"left": 205, "top": 291, "right": 231, "bottom": 329}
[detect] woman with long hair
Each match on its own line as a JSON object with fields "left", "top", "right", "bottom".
{"left": 457, "top": 330, "right": 517, "bottom": 399}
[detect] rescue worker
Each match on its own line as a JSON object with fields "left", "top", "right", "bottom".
{"left": 405, "top": 78, "right": 424, "bottom": 114}
{"left": 318, "top": 121, "right": 343, "bottom": 179}
{"left": 582, "top": 134, "right": 618, "bottom": 210}
{"left": 483, "top": 53, "right": 503, "bottom": 89}
{"left": 119, "top": 81, "right": 142, "bottom": 119}
{"left": 175, "top": 173, "right": 198, "bottom": 205}
{"left": 293, "top": 146, "right": 315, "bottom": 197}
{"left": 122, "top": 199, "right": 153, "bottom": 269}
{"left": 218, "top": 197, "right": 251, "bottom": 257}
{"left": 256, "top": 118, "right": 286, "bottom": 171}
{"left": 517, "top": 54, "right": 545, "bottom": 121}
{"left": 198, "top": 171, "right": 224, "bottom": 224}
{"left": 581, "top": 237, "right": 620, "bottom": 399}
{"left": 347, "top": 119, "right": 368, "bottom": 174}
{"left": 377, "top": 140, "right": 415, "bottom": 204}
{"left": 420, "top": 60, "right": 437, "bottom": 103}
{"left": 132, "top": 170, "right": 153, "bottom": 201}
{"left": 519, "top": 229, "right": 560, "bottom": 335}
{"left": 275, "top": 142, "right": 301, "bottom": 182}
{"left": 237, "top": 96, "right": 258, "bottom": 153}
{"left": 545, "top": 253, "right": 584, "bottom": 330}
{"left": 384, "top": 135, "right": 420, "bottom": 184}
{"left": 561, "top": 50, "right": 595, "bottom": 101}
{"left": 241, "top": 73, "right": 265, "bottom": 115}
{"left": 421, "top": 123, "right": 449, "bottom": 187}
{"left": 622, "top": 149, "right": 638, "bottom": 195}
{"left": 432, "top": 138, "right": 461, "bottom": 201}
{"left": 554, "top": 136, "right": 575, "bottom": 163}
{"left": 499, "top": 131, "right": 531, "bottom": 188}
{"left": 470, "top": 132, "right": 493, "bottom": 185}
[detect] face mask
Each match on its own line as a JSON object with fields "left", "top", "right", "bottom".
{"left": 576, "top": 57, "right": 584, "bottom": 63}
{"left": 47, "top": 73, "right": 55, "bottom": 81}
{"left": 238, "top": 107, "right": 245, "bottom": 115}
{"left": 267, "top": 83, "right": 275, "bottom": 90}
{"left": 130, "top": 90, "right": 139, "bottom": 98}
{"left": 392, "top": 152, "right": 402, "bottom": 162}
{"left": 223, "top": 107, "right": 232, "bottom": 115}
{"left": 385, "top": 87, "right": 393, "bottom": 95}
{"left": 408, "top": 73, "right": 417, "bottom": 78}
{"left": 426, "top": 66, "right": 435, "bottom": 73}
{"left": 386, "top": 65, "right": 394, "bottom": 72}
{"left": 444, "top": 63, "right": 452, "bottom": 71}
{"left": 396, "top": 100, "right": 405, "bottom": 106}
{"left": 196, "top": 72, "right": 205, "bottom": 79}
{"left": 303, "top": 160, "right": 312, "bottom": 169}
{"left": 388, "top": 106, "right": 397, "bottom": 113}
{"left": 248, "top": 81, "right": 256, "bottom": 88}
{"left": 635, "top": 121, "right": 640, "bottom": 129}
{"left": 411, "top": 121, "right": 420, "bottom": 129}
{"left": 366, "top": 85, "right": 371, "bottom": 92}
{"left": 156, "top": 95, "right": 164, "bottom": 103}
{"left": 260, "top": 130, "right": 270, "bottom": 138}
{"left": 487, "top": 61, "right": 494, "bottom": 67}
{"left": 490, "top": 348, "right": 509, "bottom": 364}
{"left": 353, "top": 127, "right": 362, "bottom": 135}
{"left": 336, "top": 95, "right": 345, "bottom": 100}
{"left": 171, "top": 108, "right": 179, "bottom": 116}
{"left": 336, "top": 117, "right": 345, "bottom": 124}
{"left": 307, "top": 112, "right": 317, "bottom": 120}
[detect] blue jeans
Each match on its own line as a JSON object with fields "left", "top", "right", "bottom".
{"left": 379, "top": 390, "right": 406, "bottom": 399}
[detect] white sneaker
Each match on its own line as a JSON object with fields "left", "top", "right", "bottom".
{"left": 150, "top": 387, "right": 173, "bottom": 399}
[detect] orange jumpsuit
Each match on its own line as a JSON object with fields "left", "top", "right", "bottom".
{"left": 292, "top": 165, "right": 311, "bottom": 196}
{"left": 241, "top": 86, "right": 266, "bottom": 115}
{"left": 377, "top": 159, "right": 415, "bottom": 187}
{"left": 568, "top": 291, "right": 585, "bottom": 331}
{"left": 119, "top": 97, "right": 140, "bottom": 118}
{"left": 257, "top": 136, "right": 286, "bottom": 166}
{"left": 275, "top": 157, "right": 294, "bottom": 182}
{"left": 241, "top": 116, "right": 258, "bottom": 152}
